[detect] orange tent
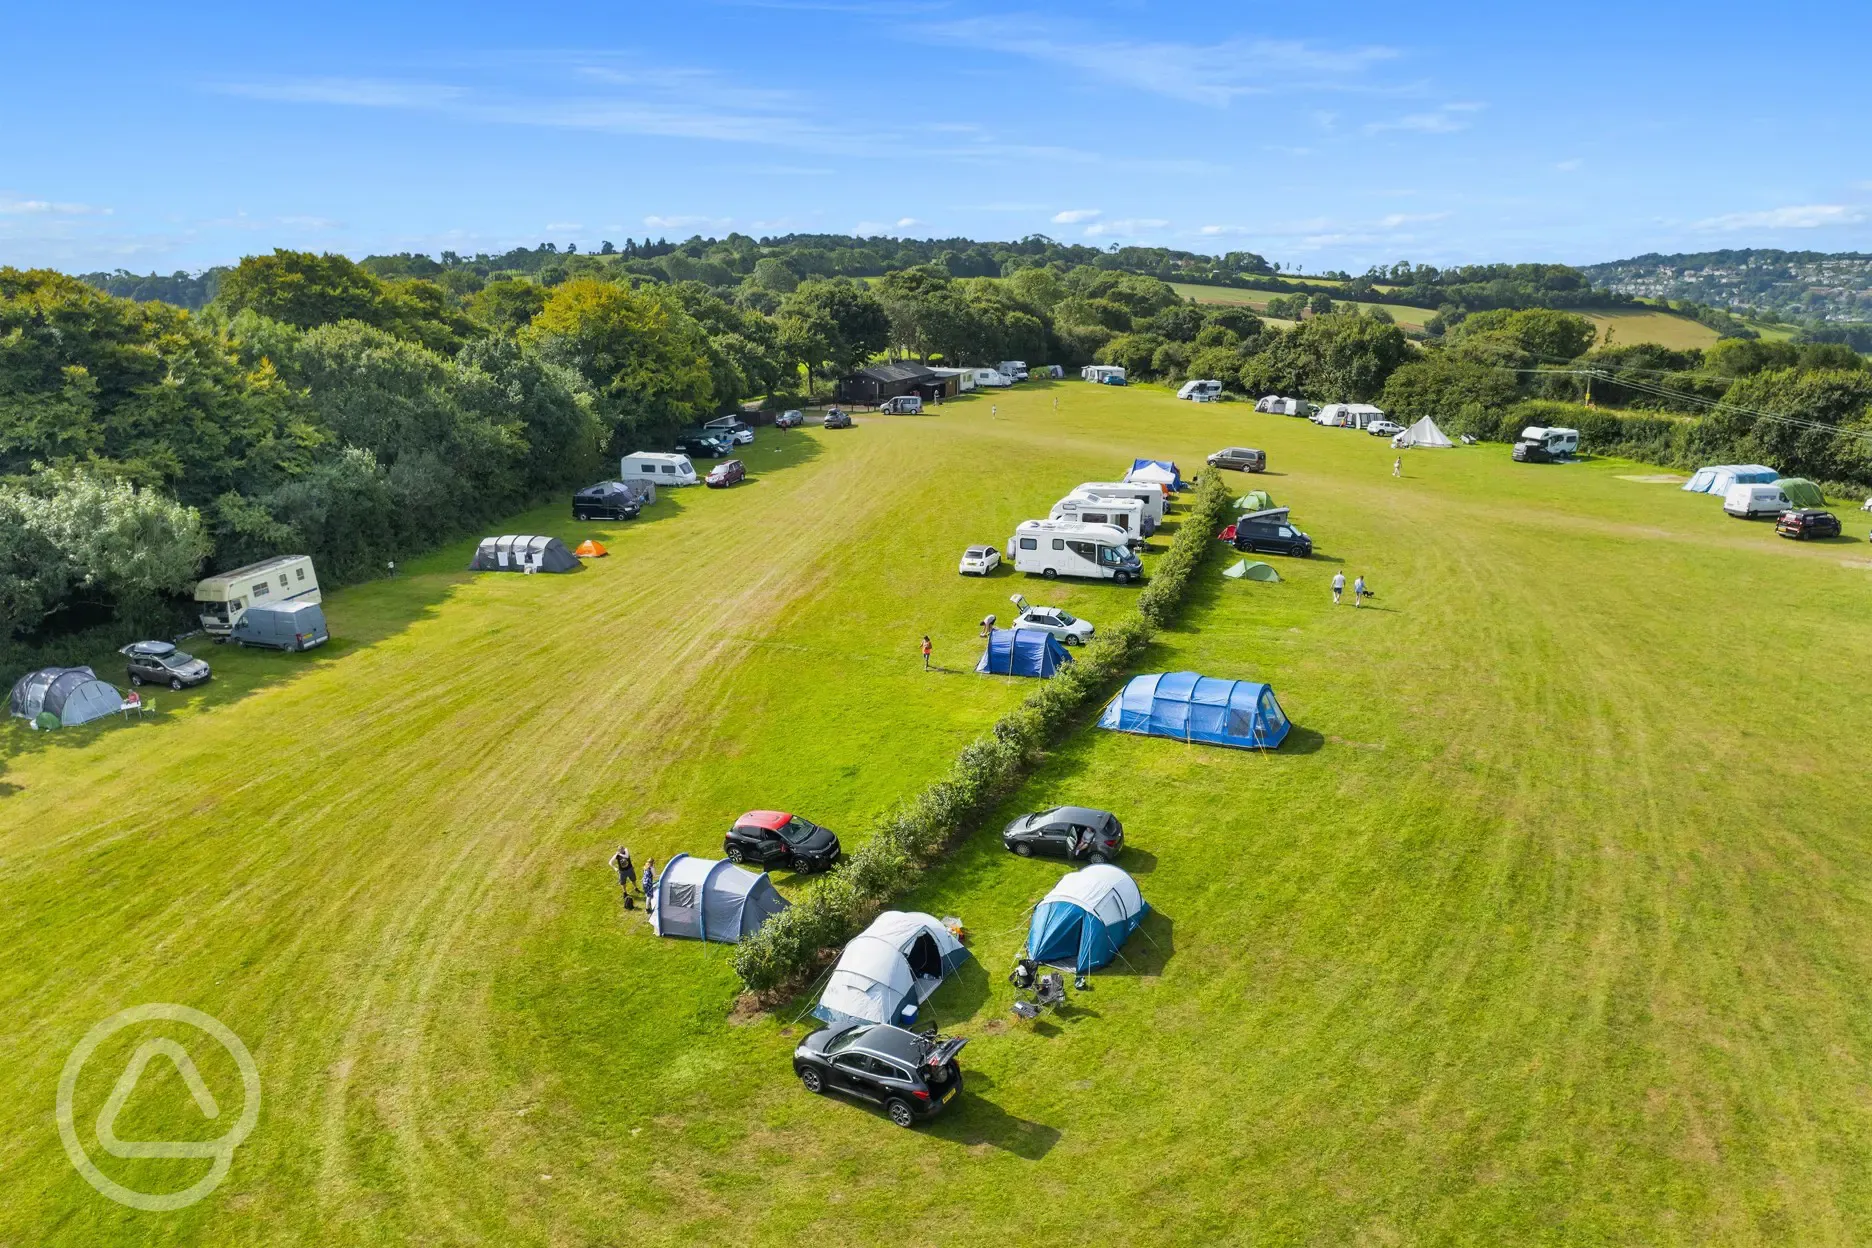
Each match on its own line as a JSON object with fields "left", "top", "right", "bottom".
{"left": 573, "top": 539, "right": 608, "bottom": 558}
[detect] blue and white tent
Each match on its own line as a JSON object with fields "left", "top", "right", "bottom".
{"left": 8, "top": 666, "right": 122, "bottom": 728}
{"left": 650, "top": 854, "right": 788, "bottom": 944}
{"left": 1098, "top": 671, "right": 1291, "bottom": 750}
{"left": 977, "top": 628, "right": 1073, "bottom": 678}
{"left": 1683, "top": 464, "right": 1777, "bottom": 494}
{"left": 1125, "top": 458, "right": 1186, "bottom": 491}
{"left": 814, "top": 911, "right": 970, "bottom": 1027}
{"left": 1027, "top": 865, "right": 1148, "bottom": 975}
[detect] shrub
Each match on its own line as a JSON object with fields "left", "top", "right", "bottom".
{"left": 731, "top": 473, "right": 1233, "bottom": 994}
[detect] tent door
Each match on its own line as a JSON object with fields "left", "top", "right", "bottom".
{"left": 905, "top": 931, "right": 941, "bottom": 979}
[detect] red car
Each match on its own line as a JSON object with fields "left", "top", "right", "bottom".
{"left": 706, "top": 458, "right": 746, "bottom": 488}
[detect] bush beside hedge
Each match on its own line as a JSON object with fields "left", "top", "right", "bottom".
{"left": 731, "top": 471, "right": 1234, "bottom": 994}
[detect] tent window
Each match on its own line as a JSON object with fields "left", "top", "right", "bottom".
{"left": 668, "top": 883, "right": 698, "bottom": 909}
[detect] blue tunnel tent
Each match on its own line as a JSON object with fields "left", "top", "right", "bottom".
{"left": 1027, "top": 865, "right": 1149, "bottom": 975}
{"left": 9, "top": 666, "right": 122, "bottom": 728}
{"left": 650, "top": 854, "right": 789, "bottom": 944}
{"left": 1682, "top": 464, "right": 1777, "bottom": 494}
{"left": 1125, "top": 458, "right": 1187, "bottom": 492}
{"left": 977, "top": 628, "right": 1073, "bottom": 678}
{"left": 1098, "top": 671, "right": 1291, "bottom": 750}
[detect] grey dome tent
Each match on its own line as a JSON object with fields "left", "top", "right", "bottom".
{"left": 468, "top": 535, "right": 580, "bottom": 573}
{"left": 650, "top": 853, "right": 789, "bottom": 944}
{"left": 9, "top": 666, "right": 122, "bottom": 728}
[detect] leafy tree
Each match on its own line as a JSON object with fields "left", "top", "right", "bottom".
{"left": 1145, "top": 305, "right": 1206, "bottom": 343}
{"left": 470, "top": 280, "right": 550, "bottom": 335}
{"left": 1703, "top": 368, "right": 1872, "bottom": 483}
{"left": 525, "top": 279, "right": 716, "bottom": 447}
{"left": 1203, "top": 307, "right": 1264, "bottom": 341}
{"left": 775, "top": 279, "right": 890, "bottom": 385}
{"left": 1186, "top": 345, "right": 1245, "bottom": 389}
{"left": 1454, "top": 308, "right": 1597, "bottom": 362}
{"left": 749, "top": 257, "right": 800, "bottom": 294}
{"left": 1379, "top": 355, "right": 1520, "bottom": 424}
{"left": 1307, "top": 294, "right": 1336, "bottom": 316}
{"left": 215, "top": 250, "right": 476, "bottom": 354}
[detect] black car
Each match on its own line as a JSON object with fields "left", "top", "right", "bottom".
{"left": 793, "top": 1023, "right": 968, "bottom": 1128}
{"left": 1002, "top": 805, "right": 1124, "bottom": 862}
{"left": 1233, "top": 507, "right": 1313, "bottom": 557}
{"left": 674, "top": 430, "right": 733, "bottom": 458}
{"left": 572, "top": 481, "right": 643, "bottom": 521}
{"left": 724, "top": 810, "right": 842, "bottom": 872}
{"left": 1207, "top": 447, "right": 1266, "bottom": 472}
{"left": 1776, "top": 508, "right": 1842, "bottom": 540}
{"left": 822, "top": 409, "right": 853, "bottom": 429}
{"left": 120, "top": 640, "right": 212, "bottom": 690}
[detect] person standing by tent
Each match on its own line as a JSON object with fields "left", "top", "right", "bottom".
{"left": 1353, "top": 574, "right": 1370, "bottom": 608}
{"left": 921, "top": 635, "right": 933, "bottom": 670}
{"left": 610, "top": 845, "right": 635, "bottom": 908}
{"left": 641, "top": 858, "right": 656, "bottom": 914}
{"left": 1331, "top": 570, "right": 1346, "bottom": 605}
{"left": 1393, "top": 456, "right": 1403, "bottom": 478}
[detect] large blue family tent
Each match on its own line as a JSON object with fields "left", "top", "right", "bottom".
{"left": 1125, "top": 458, "right": 1187, "bottom": 491}
{"left": 1027, "top": 865, "right": 1149, "bottom": 975}
{"left": 1683, "top": 464, "right": 1777, "bottom": 494}
{"left": 1098, "top": 671, "right": 1291, "bottom": 750}
{"left": 977, "top": 628, "right": 1073, "bottom": 678}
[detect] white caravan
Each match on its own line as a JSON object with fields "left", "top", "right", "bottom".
{"left": 195, "top": 554, "right": 321, "bottom": 637}
{"left": 1006, "top": 520, "right": 1143, "bottom": 583}
{"left": 1177, "top": 379, "right": 1224, "bottom": 402}
{"left": 1050, "top": 494, "right": 1148, "bottom": 544}
{"left": 997, "top": 360, "right": 1030, "bottom": 381}
{"left": 1081, "top": 365, "right": 1127, "bottom": 385}
{"left": 621, "top": 451, "right": 700, "bottom": 486}
{"left": 1313, "top": 402, "right": 1386, "bottom": 429}
{"left": 927, "top": 366, "right": 976, "bottom": 392}
{"left": 1071, "top": 482, "right": 1165, "bottom": 533}
{"left": 1255, "top": 395, "right": 1310, "bottom": 416}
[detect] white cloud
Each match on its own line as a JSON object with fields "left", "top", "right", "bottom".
{"left": 1083, "top": 218, "right": 1168, "bottom": 238}
{"left": 1555, "top": 158, "right": 1584, "bottom": 172}
{"left": 545, "top": 222, "right": 584, "bottom": 232}
{"left": 220, "top": 78, "right": 468, "bottom": 109}
{"left": 1692, "top": 204, "right": 1865, "bottom": 231}
{"left": 895, "top": 216, "right": 921, "bottom": 227}
{"left": 1052, "top": 208, "right": 1101, "bottom": 224}
{"left": 0, "top": 196, "right": 109, "bottom": 216}
{"left": 643, "top": 214, "right": 733, "bottom": 230}
{"left": 278, "top": 215, "right": 342, "bottom": 230}
{"left": 1378, "top": 211, "right": 1450, "bottom": 229}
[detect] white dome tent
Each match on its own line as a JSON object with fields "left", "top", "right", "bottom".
{"left": 813, "top": 911, "right": 969, "bottom": 1027}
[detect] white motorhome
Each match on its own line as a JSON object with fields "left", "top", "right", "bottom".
{"left": 621, "top": 451, "right": 699, "bottom": 486}
{"left": 1051, "top": 494, "right": 1147, "bottom": 544}
{"left": 1723, "top": 482, "right": 1790, "bottom": 519}
{"left": 1081, "top": 365, "right": 1128, "bottom": 385}
{"left": 1071, "top": 482, "right": 1165, "bottom": 532}
{"left": 968, "top": 367, "right": 1013, "bottom": 388}
{"left": 1006, "top": 520, "right": 1143, "bottom": 583}
{"left": 997, "top": 360, "right": 1030, "bottom": 381}
{"left": 1511, "top": 426, "right": 1580, "bottom": 463}
{"left": 1177, "top": 379, "right": 1224, "bottom": 402}
{"left": 194, "top": 554, "right": 321, "bottom": 638}
{"left": 1313, "top": 402, "right": 1386, "bottom": 429}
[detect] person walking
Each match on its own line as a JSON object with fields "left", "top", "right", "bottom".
{"left": 1353, "top": 574, "right": 1369, "bottom": 608}
{"left": 1331, "top": 570, "right": 1346, "bottom": 605}
{"left": 1393, "top": 456, "right": 1402, "bottom": 478}
{"left": 921, "top": 635, "right": 933, "bottom": 670}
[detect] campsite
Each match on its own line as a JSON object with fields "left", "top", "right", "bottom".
{"left": 8, "top": 377, "right": 1872, "bottom": 1244}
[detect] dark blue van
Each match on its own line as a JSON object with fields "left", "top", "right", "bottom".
{"left": 231, "top": 601, "right": 329, "bottom": 652}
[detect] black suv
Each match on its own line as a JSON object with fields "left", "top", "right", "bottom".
{"left": 794, "top": 1024, "right": 968, "bottom": 1127}
{"left": 674, "top": 430, "right": 733, "bottom": 458}
{"left": 1776, "top": 508, "right": 1842, "bottom": 540}
{"left": 724, "top": 810, "right": 842, "bottom": 872}
{"left": 120, "top": 640, "right": 212, "bottom": 690}
{"left": 572, "top": 481, "right": 643, "bottom": 521}
{"left": 1002, "top": 806, "right": 1124, "bottom": 862}
{"left": 1232, "top": 508, "right": 1313, "bottom": 557}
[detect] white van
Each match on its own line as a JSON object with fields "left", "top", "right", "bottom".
{"left": 1724, "top": 482, "right": 1790, "bottom": 519}
{"left": 1006, "top": 520, "right": 1143, "bottom": 583}
{"left": 1071, "top": 482, "right": 1165, "bottom": 533}
{"left": 879, "top": 394, "right": 923, "bottom": 414}
{"left": 1051, "top": 494, "right": 1147, "bottom": 544}
{"left": 621, "top": 451, "right": 699, "bottom": 487}
{"left": 195, "top": 554, "right": 321, "bottom": 638}
{"left": 1177, "top": 379, "right": 1223, "bottom": 402}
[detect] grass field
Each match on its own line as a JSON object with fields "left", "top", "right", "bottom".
{"left": 9, "top": 385, "right": 1872, "bottom": 1245}
{"left": 1171, "top": 281, "right": 1430, "bottom": 332}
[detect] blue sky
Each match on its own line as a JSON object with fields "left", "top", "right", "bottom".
{"left": 5, "top": 0, "right": 1869, "bottom": 274}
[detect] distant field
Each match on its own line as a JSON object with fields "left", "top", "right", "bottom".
{"left": 1579, "top": 309, "right": 1723, "bottom": 350}
{"left": 1171, "top": 282, "right": 1433, "bottom": 331}
{"left": 9, "top": 386, "right": 1872, "bottom": 1243}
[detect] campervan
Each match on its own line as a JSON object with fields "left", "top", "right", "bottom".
{"left": 1313, "top": 403, "right": 1386, "bottom": 429}
{"left": 621, "top": 451, "right": 699, "bottom": 486}
{"left": 1081, "top": 365, "right": 1128, "bottom": 386}
{"left": 1511, "top": 427, "right": 1580, "bottom": 463}
{"left": 1007, "top": 520, "right": 1143, "bottom": 583}
{"left": 1177, "top": 379, "right": 1224, "bottom": 402}
{"left": 969, "top": 367, "right": 1013, "bottom": 388}
{"left": 194, "top": 554, "right": 321, "bottom": 638}
{"left": 998, "top": 361, "right": 1030, "bottom": 382}
{"left": 1051, "top": 494, "right": 1147, "bottom": 544}
{"left": 1723, "top": 483, "right": 1791, "bottom": 519}
{"left": 1071, "top": 482, "right": 1165, "bottom": 533}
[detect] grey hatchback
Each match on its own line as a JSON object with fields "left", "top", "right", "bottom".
{"left": 120, "top": 640, "right": 212, "bottom": 690}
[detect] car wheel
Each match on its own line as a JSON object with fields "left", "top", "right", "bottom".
{"left": 885, "top": 1098, "right": 918, "bottom": 1128}
{"left": 726, "top": 845, "right": 745, "bottom": 864}
{"left": 574, "top": 510, "right": 588, "bottom": 521}
{"left": 1014, "top": 842, "right": 1033, "bottom": 857}
{"left": 1090, "top": 852, "right": 1111, "bottom": 865}
{"left": 792, "top": 854, "right": 815, "bottom": 874}
{"left": 170, "top": 678, "right": 184, "bottom": 691}
{"left": 130, "top": 675, "right": 143, "bottom": 687}
{"left": 799, "top": 1067, "right": 825, "bottom": 1095}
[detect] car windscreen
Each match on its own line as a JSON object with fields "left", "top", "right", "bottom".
{"left": 777, "top": 819, "right": 816, "bottom": 845}
{"left": 161, "top": 653, "right": 196, "bottom": 669}
{"left": 1054, "top": 612, "right": 1077, "bottom": 625}
{"left": 823, "top": 1027, "right": 863, "bottom": 1054}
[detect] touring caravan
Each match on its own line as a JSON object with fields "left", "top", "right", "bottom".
{"left": 621, "top": 451, "right": 699, "bottom": 486}
{"left": 1051, "top": 494, "right": 1148, "bottom": 544}
{"left": 1081, "top": 365, "right": 1128, "bottom": 386}
{"left": 969, "top": 367, "right": 1013, "bottom": 388}
{"left": 1255, "top": 395, "right": 1310, "bottom": 416}
{"left": 1313, "top": 403, "right": 1386, "bottom": 429}
{"left": 195, "top": 555, "right": 321, "bottom": 638}
{"left": 1511, "top": 426, "right": 1580, "bottom": 463}
{"left": 1177, "top": 379, "right": 1224, "bottom": 402}
{"left": 1007, "top": 520, "right": 1143, "bottom": 583}
{"left": 1071, "top": 482, "right": 1165, "bottom": 532}
{"left": 928, "top": 366, "right": 976, "bottom": 392}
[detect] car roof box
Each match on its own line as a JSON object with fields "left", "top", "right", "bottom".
{"left": 1240, "top": 506, "right": 1290, "bottom": 524}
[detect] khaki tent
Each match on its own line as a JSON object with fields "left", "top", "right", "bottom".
{"left": 1236, "top": 489, "right": 1275, "bottom": 512}
{"left": 1774, "top": 478, "right": 1825, "bottom": 509}
{"left": 1223, "top": 560, "right": 1281, "bottom": 582}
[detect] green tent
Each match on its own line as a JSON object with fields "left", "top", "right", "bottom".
{"left": 1775, "top": 478, "right": 1825, "bottom": 509}
{"left": 1237, "top": 489, "right": 1275, "bottom": 512}
{"left": 1223, "top": 559, "right": 1281, "bottom": 582}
